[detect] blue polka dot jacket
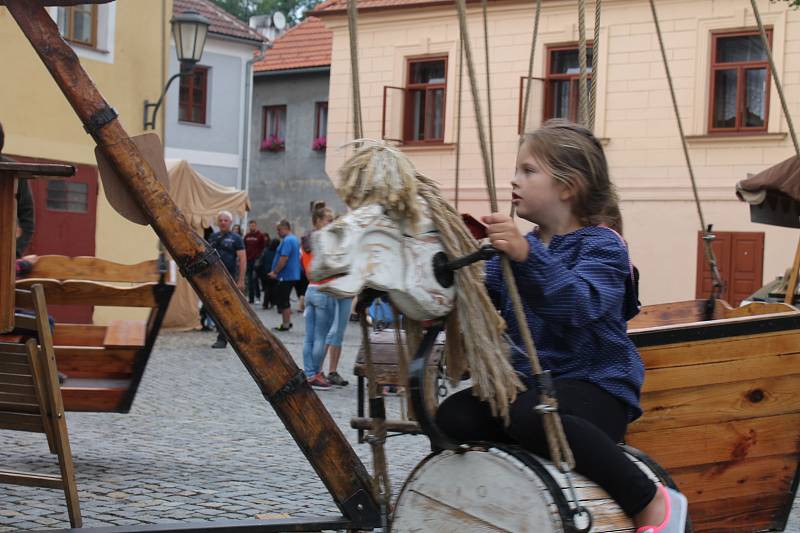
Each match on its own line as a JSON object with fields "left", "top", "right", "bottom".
{"left": 485, "top": 226, "right": 644, "bottom": 421}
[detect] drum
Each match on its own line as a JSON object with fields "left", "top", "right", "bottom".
{"left": 392, "top": 443, "right": 686, "bottom": 533}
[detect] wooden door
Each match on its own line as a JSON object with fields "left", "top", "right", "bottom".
{"left": 15, "top": 155, "right": 98, "bottom": 323}
{"left": 695, "top": 231, "right": 764, "bottom": 306}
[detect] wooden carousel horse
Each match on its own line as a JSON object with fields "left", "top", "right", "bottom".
{"left": 311, "top": 203, "right": 455, "bottom": 322}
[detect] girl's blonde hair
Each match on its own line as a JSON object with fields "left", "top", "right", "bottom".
{"left": 520, "top": 119, "right": 622, "bottom": 233}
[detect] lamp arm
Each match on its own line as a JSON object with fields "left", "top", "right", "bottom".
{"left": 143, "top": 71, "right": 187, "bottom": 130}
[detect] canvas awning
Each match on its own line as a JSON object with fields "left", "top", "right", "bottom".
{"left": 162, "top": 160, "right": 250, "bottom": 330}
{"left": 736, "top": 155, "right": 800, "bottom": 229}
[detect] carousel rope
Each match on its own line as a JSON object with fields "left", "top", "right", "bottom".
{"left": 455, "top": 35, "right": 464, "bottom": 209}
{"left": 454, "top": 0, "right": 575, "bottom": 470}
{"left": 577, "top": 0, "right": 590, "bottom": 127}
{"left": 520, "top": 0, "right": 542, "bottom": 134}
{"left": 346, "top": 0, "right": 389, "bottom": 523}
{"left": 347, "top": 0, "right": 364, "bottom": 139}
{"left": 358, "top": 312, "right": 391, "bottom": 522}
{"left": 589, "top": 0, "right": 601, "bottom": 131}
{"left": 482, "top": 0, "right": 496, "bottom": 183}
{"left": 649, "top": 0, "right": 724, "bottom": 312}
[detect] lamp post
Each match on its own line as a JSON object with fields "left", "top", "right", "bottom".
{"left": 143, "top": 10, "right": 210, "bottom": 130}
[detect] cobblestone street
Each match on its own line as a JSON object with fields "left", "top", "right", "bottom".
{"left": 0, "top": 303, "right": 798, "bottom": 532}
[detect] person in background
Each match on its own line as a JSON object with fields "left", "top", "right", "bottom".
{"left": 323, "top": 295, "right": 352, "bottom": 387}
{"left": 232, "top": 224, "right": 243, "bottom": 236}
{"left": 0, "top": 123, "right": 35, "bottom": 258}
{"left": 269, "top": 220, "right": 301, "bottom": 331}
{"left": 258, "top": 238, "right": 279, "bottom": 310}
{"left": 208, "top": 211, "right": 246, "bottom": 348}
{"left": 301, "top": 206, "right": 336, "bottom": 390}
{"left": 244, "top": 220, "right": 266, "bottom": 305}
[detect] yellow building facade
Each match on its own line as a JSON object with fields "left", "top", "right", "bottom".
{"left": 320, "top": 0, "right": 800, "bottom": 305}
{"left": 1, "top": 1, "right": 171, "bottom": 322}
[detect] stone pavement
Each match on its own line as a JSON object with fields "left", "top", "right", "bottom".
{"left": 0, "top": 302, "right": 798, "bottom": 532}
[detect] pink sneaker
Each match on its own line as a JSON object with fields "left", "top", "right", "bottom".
{"left": 637, "top": 485, "right": 688, "bottom": 533}
{"left": 308, "top": 373, "right": 331, "bottom": 391}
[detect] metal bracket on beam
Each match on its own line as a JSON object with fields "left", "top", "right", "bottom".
{"left": 268, "top": 371, "right": 308, "bottom": 405}
{"left": 83, "top": 105, "right": 118, "bottom": 137}
{"left": 178, "top": 248, "right": 221, "bottom": 278}
{"left": 341, "top": 489, "right": 382, "bottom": 529}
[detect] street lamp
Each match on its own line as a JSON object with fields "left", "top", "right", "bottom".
{"left": 143, "top": 10, "right": 211, "bottom": 130}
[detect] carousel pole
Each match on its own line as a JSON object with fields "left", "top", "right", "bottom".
{"left": 3, "top": 1, "right": 380, "bottom": 527}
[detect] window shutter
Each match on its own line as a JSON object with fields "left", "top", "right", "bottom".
{"left": 518, "top": 76, "right": 546, "bottom": 134}
{"left": 382, "top": 85, "right": 406, "bottom": 142}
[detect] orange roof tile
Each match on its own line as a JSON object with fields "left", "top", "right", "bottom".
{"left": 174, "top": 0, "right": 264, "bottom": 44}
{"left": 253, "top": 17, "right": 332, "bottom": 72}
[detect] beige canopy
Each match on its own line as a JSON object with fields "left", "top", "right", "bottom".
{"left": 162, "top": 160, "right": 250, "bottom": 330}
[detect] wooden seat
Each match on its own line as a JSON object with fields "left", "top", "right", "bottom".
{"left": 1, "top": 285, "right": 82, "bottom": 528}
{"left": 15, "top": 255, "right": 175, "bottom": 413}
{"left": 352, "top": 328, "right": 444, "bottom": 441}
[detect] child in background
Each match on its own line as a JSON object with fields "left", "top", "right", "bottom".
{"left": 436, "top": 120, "right": 687, "bottom": 533}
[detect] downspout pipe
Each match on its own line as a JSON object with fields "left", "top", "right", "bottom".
{"left": 241, "top": 42, "right": 270, "bottom": 224}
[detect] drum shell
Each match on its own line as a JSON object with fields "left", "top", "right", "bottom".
{"left": 392, "top": 443, "right": 682, "bottom": 533}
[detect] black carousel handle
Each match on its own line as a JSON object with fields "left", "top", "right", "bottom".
{"left": 408, "top": 323, "right": 459, "bottom": 451}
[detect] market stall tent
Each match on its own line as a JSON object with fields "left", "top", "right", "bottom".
{"left": 162, "top": 159, "right": 250, "bottom": 330}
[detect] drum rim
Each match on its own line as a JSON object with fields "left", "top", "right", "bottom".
{"left": 392, "top": 441, "right": 576, "bottom": 532}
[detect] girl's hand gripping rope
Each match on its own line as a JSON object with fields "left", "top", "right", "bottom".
{"left": 482, "top": 213, "right": 530, "bottom": 262}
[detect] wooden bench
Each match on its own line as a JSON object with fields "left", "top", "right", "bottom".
{"left": 15, "top": 255, "right": 174, "bottom": 413}
{"left": 1, "top": 285, "right": 81, "bottom": 527}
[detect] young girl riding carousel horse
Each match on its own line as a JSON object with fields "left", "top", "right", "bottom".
{"left": 436, "top": 119, "right": 688, "bottom": 533}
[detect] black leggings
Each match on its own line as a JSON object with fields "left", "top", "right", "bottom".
{"left": 435, "top": 380, "right": 656, "bottom": 517}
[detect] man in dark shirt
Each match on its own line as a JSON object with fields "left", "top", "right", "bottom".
{"left": 243, "top": 220, "right": 266, "bottom": 304}
{"left": 208, "top": 210, "right": 246, "bottom": 348}
{"left": 0, "top": 122, "right": 35, "bottom": 257}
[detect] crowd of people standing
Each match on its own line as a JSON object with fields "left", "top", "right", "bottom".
{"left": 206, "top": 205, "right": 351, "bottom": 390}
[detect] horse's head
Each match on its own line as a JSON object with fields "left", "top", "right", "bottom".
{"left": 311, "top": 202, "right": 455, "bottom": 321}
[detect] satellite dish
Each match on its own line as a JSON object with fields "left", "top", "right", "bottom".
{"left": 272, "top": 11, "right": 286, "bottom": 31}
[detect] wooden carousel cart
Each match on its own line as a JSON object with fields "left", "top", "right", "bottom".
{"left": 2, "top": 1, "right": 800, "bottom": 533}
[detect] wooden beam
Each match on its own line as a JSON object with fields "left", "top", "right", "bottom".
{"left": 0, "top": 162, "right": 75, "bottom": 177}
{"left": 0, "top": 175, "right": 16, "bottom": 333}
{"left": 2, "top": 2, "right": 380, "bottom": 526}
{"left": 785, "top": 235, "right": 800, "bottom": 305}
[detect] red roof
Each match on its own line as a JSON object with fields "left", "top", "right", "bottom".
{"left": 174, "top": 0, "right": 264, "bottom": 44}
{"left": 253, "top": 17, "right": 332, "bottom": 72}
